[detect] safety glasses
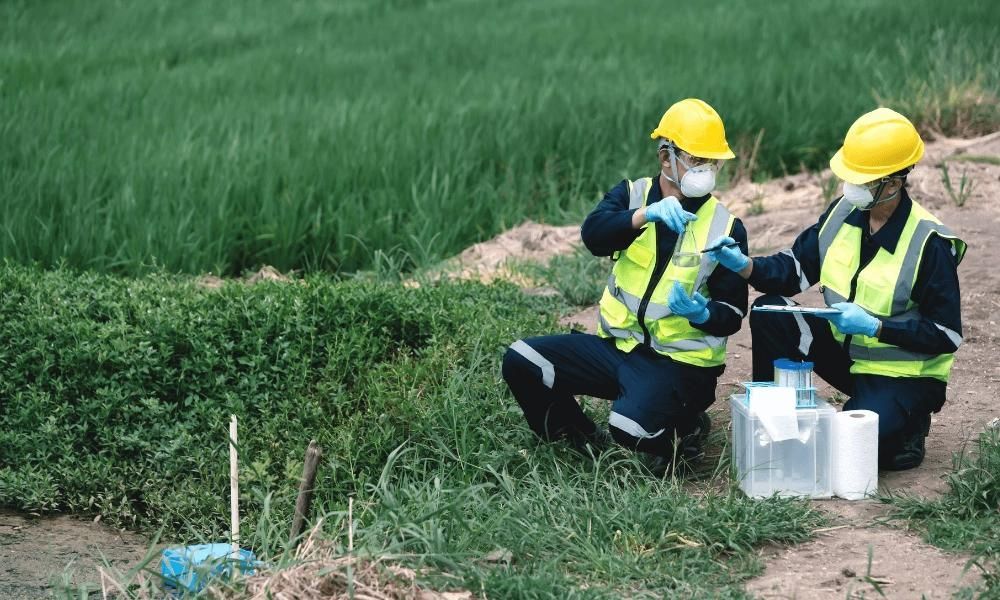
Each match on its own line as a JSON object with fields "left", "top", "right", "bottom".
{"left": 677, "top": 149, "right": 719, "bottom": 169}
{"left": 659, "top": 140, "right": 719, "bottom": 169}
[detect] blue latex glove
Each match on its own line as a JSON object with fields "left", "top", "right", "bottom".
{"left": 820, "top": 302, "right": 881, "bottom": 337}
{"left": 668, "top": 282, "right": 710, "bottom": 324}
{"left": 704, "top": 236, "right": 750, "bottom": 272}
{"left": 645, "top": 196, "right": 697, "bottom": 234}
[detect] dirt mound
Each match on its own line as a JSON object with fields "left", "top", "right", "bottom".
{"left": 431, "top": 220, "right": 579, "bottom": 284}
{"left": 443, "top": 132, "right": 1000, "bottom": 286}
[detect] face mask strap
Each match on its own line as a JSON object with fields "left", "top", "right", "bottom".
{"left": 867, "top": 176, "right": 904, "bottom": 209}
{"left": 661, "top": 140, "right": 681, "bottom": 185}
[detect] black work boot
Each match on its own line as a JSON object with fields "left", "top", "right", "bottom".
{"left": 569, "top": 426, "right": 616, "bottom": 456}
{"left": 884, "top": 413, "right": 931, "bottom": 471}
{"left": 644, "top": 412, "right": 712, "bottom": 478}
{"left": 679, "top": 412, "right": 713, "bottom": 463}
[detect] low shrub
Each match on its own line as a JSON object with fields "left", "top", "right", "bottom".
{"left": 0, "top": 263, "right": 558, "bottom": 536}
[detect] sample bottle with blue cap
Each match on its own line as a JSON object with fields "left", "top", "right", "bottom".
{"left": 773, "top": 358, "right": 816, "bottom": 407}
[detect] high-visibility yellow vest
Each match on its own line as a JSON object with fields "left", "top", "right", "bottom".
{"left": 818, "top": 197, "right": 967, "bottom": 382}
{"left": 597, "top": 177, "right": 736, "bottom": 367}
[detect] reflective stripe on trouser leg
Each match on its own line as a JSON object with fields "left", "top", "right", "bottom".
{"left": 781, "top": 296, "right": 813, "bottom": 356}
{"left": 608, "top": 411, "right": 665, "bottom": 439}
{"left": 509, "top": 340, "right": 555, "bottom": 388}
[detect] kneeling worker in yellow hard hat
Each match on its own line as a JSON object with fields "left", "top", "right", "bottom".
{"left": 706, "top": 108, "right": 966, "bottom": 470}
{"left": 502, "top": 98, "right": 749, "bottom": 474}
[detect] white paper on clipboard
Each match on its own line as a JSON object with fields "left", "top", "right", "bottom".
{"left": 751, "top": 305, "right": 842, "bottom": 316}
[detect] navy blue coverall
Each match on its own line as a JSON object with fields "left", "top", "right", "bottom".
{"left": 502, "top": 176, "right": 749, "bottom": 457}
{"left": 747, "top": 189, "right": 963, "bottom": 467}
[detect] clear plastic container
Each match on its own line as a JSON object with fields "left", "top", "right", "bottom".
{"left": 773, "top": 358, "right": 816, "bottom": 407}
{"left": 730, "top": 394, "right": 834, "bottom": 499}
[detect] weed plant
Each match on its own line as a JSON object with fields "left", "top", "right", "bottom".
{"left": 888, "top": 429, "right": 1000, "bottom": 596}
{"left": 2, "top": 0, "right": 999, "bottom": 276}
{"left": 517, "top": 246, "right": 609, "bottom": 307}
{"left": 940, "top": 164, "right": 976, "bottom": 207}
{"left": 0, "top": 263, "right": 822, "bottom": 597}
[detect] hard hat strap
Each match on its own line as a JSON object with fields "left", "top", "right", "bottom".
{"left": 864, "top": 177, "right": 901, "bottom": 210}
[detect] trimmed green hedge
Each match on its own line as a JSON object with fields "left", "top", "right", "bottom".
{"left": 0, "top": 263, "right": 558, "bottom": 535}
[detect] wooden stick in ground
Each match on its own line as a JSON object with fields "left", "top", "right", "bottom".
{"left": 348, "top": 496, "right": 355, "bottom": 600}
{"left": 230, "top": 414, "right": 240, "bottom": 559}
{"left": 288, "top": 439, "right": 323, "bottom": 545}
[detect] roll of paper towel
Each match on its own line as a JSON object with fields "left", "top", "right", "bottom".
{"left": 832, "top": 410, "right": 879, "bottom": 500}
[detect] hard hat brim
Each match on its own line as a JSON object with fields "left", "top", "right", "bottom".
{"left": 650, "top": 129, "right": 735, "bottom": 160}
{"left": 829, "top": 141, "right": 925, "bottom": 185}
{"left": 830, "top": 149, "right": 876, "bottom": 184}
{"left": 694, "top": 147, "right": 736, "bottom": 160}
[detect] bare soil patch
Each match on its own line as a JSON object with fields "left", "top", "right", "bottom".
{"left": 0, "top": 510, "right": 153, "bottom": 599}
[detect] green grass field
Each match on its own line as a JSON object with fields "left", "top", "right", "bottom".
{"left": 0, "top": 264, "right": 822, "bottom": 598}
{"left": 3, "top": 0, "right": 999, "bottom": 276}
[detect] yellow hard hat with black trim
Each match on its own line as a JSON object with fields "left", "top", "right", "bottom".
{"left": 830, "top": 108, "right": 924, "bottom": 184}
{"left": 649, "top": 98, "right": 735, "bottom": 160}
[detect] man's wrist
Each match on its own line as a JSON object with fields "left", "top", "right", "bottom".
{"left": 632, "top": 208, "right": 647, "bottom": 229}
{"left": 738, "top": 257, "right": 754, "bottom": 279}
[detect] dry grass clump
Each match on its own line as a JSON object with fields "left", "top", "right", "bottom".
{"left": 211, "top": 526, "right": 472, "bottom": 600}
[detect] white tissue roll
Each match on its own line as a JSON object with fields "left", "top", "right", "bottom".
{"left": 832, "top": 410, "right": 879, "bottom": 500}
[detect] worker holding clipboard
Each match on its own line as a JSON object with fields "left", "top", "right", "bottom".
{"left": 704, "top": 108, "right": 966, "bottom": 471}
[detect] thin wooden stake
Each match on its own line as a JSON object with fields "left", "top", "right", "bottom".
{"left": 229, "top": 414, "right": 239, "bottom": 559}
{"left": 288, "top": 439, "right": 323, "bottom": 545}
{"left": 347, "top": 496, "right": 355, "bottom": 599}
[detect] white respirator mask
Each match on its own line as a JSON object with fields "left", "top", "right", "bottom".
{"left": 842, "top": 178, "right": 901, "bottom": 211}
{"left": 659, "top": 140, "right": 718, "bottom": 198}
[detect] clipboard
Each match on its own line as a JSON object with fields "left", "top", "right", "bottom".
{"left": 751, "top": 304, "right": 842, "bottom": 316}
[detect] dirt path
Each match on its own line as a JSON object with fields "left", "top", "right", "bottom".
{"left": 560, "top": 132, "right": 1000, "bottom": 598}
{"left": 0, "top": 510, "right": 154, "bottom": 599}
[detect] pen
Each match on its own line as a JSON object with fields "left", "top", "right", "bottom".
{"left": 702, "top": 240, "right": 740, "bottom": 253}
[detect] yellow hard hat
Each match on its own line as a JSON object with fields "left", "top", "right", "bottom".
{"left": 829, "top": 108, "right": 924, "bottom": 184}
{"left": 649, "top": 98, "right": 735, "bottom": 160}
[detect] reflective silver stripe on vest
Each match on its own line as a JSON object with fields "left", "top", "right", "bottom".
{"left": 892, "top": 219, "right": 951, "bottom": 314}
{"left": 650, "top": 335, "right": 726, "bottom": 354}
{"left": 599, "top": 312, "right": 643, "bottom": 343}
{"left": 509, "top": 340, "right": 555, "bottom": 388}
{"left": 817, "top": 198, "right": 855, "bottom": 265}
{"left": 848, "top": 342, "right": 937, "bottom": 363}
{"left": 607, "top": 273, "right": 672, "bottom": 320}
{"left": 628, "top": 178, "right": 650, "bottom": 210}
{"left": 608, "top": 411, "right": 665, "bottom": 439}
{"left": 692, "top": 202, "right": 732, "bottom": 293}
{"left": 601, "top": 291, "right": 726, "bottom": 354}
